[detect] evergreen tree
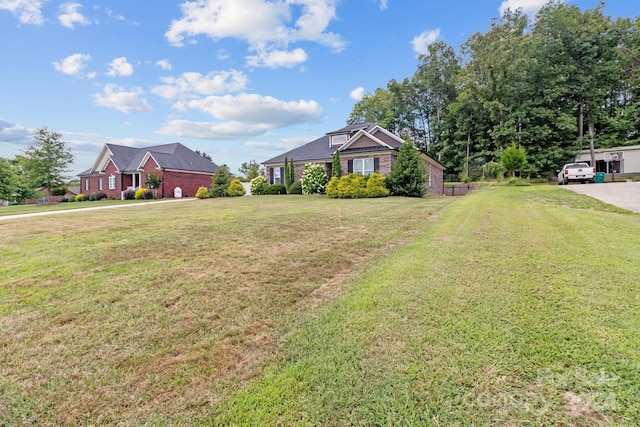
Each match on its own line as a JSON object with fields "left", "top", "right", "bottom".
{"left": 387, "top": 140, "right": 427, "bottom": 197}
{"left": 331, "top": 151, "right": 342, "bottom": 177}
{"left": 501, "top": 144, "right": 527, "bottom": 177}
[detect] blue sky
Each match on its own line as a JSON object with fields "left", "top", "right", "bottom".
{"left": 0, "top": 0, "right": 636, "bottom": 177}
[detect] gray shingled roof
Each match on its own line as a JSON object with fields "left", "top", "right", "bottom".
{"left": 262, "top": 122, "right": 377, "bottom": 165}
{"left": 80, "top": 143, "right": 219, "bottom": 175}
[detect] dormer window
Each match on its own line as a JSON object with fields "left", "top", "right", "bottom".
{"left": 330, "top": 134, "right": 348, "bottom": 146}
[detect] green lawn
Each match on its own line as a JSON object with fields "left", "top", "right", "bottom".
{"left": 2, "top": 188, "right": 639, "bottom": 426}
{"left": 0, "top": 198, "right": 156, "bottom": 216}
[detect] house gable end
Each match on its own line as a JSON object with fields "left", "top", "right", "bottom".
{"left": 93, "top": 145, "right": 116, "bottom": 173}
{"left": 338, "top": 129, "right": 393, "bottom": 152}
{"left": 138, "top": 152, "right": 161, "bottom": 171}
{"left": 370, "top": 126, "right": 404, "bottom": 148}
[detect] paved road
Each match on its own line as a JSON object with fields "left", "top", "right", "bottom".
{"left": 561, "top": 181, "right": 640, "bottom": 213}
{"left": 0, "top": 198, "right": 192, "bottom": 221}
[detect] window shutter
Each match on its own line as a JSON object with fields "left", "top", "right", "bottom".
{"left": 348, "top": 159, "right": 353, "bottom": 173}
{"left": 280, "top": 167, "right": 285, "bottom": 184}
{"left": 374, "top": 157, "right": 379, "bottom": 172}
{"left": 269, "top": 167, "right": 274, "bottom": 184}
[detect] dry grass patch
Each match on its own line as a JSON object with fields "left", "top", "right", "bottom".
{"left": 0, "top": 195, "right": 450, "bottom": 425}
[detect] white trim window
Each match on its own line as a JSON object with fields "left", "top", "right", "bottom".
{"left": 108, "top": 175, "right": 116, "bottom": 190}
{"left": 330, "top": 134, "right": 347, "bottom": 146}
{"left": 353, "top": 158, "right": 374, "bottom": 176}
{"left": 85, "top": 179, "right": 89, "bottom": 191}
{"left": 99, "top": 178, "right": 103, "bottom": 191}
{"left": 273, "top": 167, "right": 281, "bottom": 184}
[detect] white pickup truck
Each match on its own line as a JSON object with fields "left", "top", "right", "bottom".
{"left": 557, "top": 162, "right": 596, "bottom": 185}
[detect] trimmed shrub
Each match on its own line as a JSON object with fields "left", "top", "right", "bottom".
{"left": 135, "top": 188, "right": 154, "bottom": 199}
{"left": 67, "top": 196, "right": 76, "bottom": 203}
{"left": 250, "top": 176, "right": 268, "bottom": 195}
{"left": 265, "top": 184, "right": 287, "bottom": 195}
{"left": 227, "top": 179, "right": 246, "bottom": 197}
{"left": 123, "top": 190, "right": 135, "bottom": 200}
{"left": 211, "top": 166, "right": 231, "bottom": 197}
{"left": 338, "top": 173, "right": 367, "bottom": 198}
{"left": 95, "top": 192, "right": 107, "bottom": 201}
{"left": 366, "top": 172, "right": 390, "bottom": 197}
{"left": 60, "top": 196, "right": 69, "bottom": 203}
{"left": 326, "top": 176, "right": 340, "bottom": 198}
{"left": 195, "top": 186, "right": 209, "bottom": 199}
{"left": 300, "top": 163, "right": 328, "bottom": 195}
{"left": 287, "top": 181, "right": 302, "bottom": 195}
{"left": 75, "top": 194, "right": 85, "bottom": 202}
{"left": 89, "top": 192, "right": 96, "bottom": 201}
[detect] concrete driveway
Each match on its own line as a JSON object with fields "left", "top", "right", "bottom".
{"left": 561, "top": 181, "right": 640, "bottom": 213}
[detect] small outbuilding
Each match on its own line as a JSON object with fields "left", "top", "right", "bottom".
{"left": 576, "top": 145, "right": 640, "bottom": 174}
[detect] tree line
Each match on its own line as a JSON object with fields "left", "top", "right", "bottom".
{"left": 348, "top": 1, "right": 639, "bottom": 180}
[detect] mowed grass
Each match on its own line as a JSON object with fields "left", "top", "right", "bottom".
{"left": 2, "top": 187, "right": 640, "bottom": 426}
{"left": 0, "top": 195, "right": 450, "bottom": 425}
{"left": 211, "top": 186, "right": 640, "bottom": 426}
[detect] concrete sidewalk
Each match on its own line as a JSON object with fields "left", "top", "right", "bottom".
{"left": 0, "top": 198, "right": 193, "bottom": 221}
{"left": 562, "top": 181, "right": 640, "bottom": 213}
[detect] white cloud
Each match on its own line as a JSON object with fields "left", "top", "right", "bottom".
{"left": 152, "top": 69, "right": 248, "bottom": 99}
{"left": 246, "top": 48, "right": 308, "bottom": 68}
{"left": 159, "top": 93, "right": 322, "bottom": 140}
{"left": 246, "top": 135, "right": 311, "bottom": 151}
{"left": 499, "top": 0, "right": 548, "bottom": 16}
{"left": 93, "top": 84, "right": 153, "bottom": 113}
{"left": 0, "top": 120, "right": 32, "bottom": 145}
{"left": 0, "top": 0, "right": 44, "bottom": 25}
{"left": 53, "top": 53, "right": 92, "bottom": 76}
{"left": 165, "top": 0, "right": 345, "bottom": 53}
{"left": 379, "top": 0, "right": 388, "bottom": 10}
{"left": 58, "top": 2, "right": 90, "bottom": 29}
{"left": 155, "top": 59, "right": 172, "bottom": 71}
{"left": 106, "top": 57, "right": 134, "bottom": 77}
{"left": 411, "top": 29, "right": 440, "bottom": 56}
{"left": 350, "top": 87, "right": 365, "bottom": 101}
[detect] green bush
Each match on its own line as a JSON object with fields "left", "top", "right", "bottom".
{"left": 135, "top": 188, "right": 154, "bottom": 199}
{"left": 482, "top": 161, "right": 504, "bottom": 180}
{"left": 387, "top": 140, "right": 427, "bottom": 197}
{"left": 60, "top": 196, "right": 69, "bottom": 203}
{"left": 326, "top": 177, "right": 340, "bottom": 198}
{"left": 504, "top": 177, "right": 530, "bottom": 186}
{"left": 227, "top": 179, "right": 246, "bottom": 197}
{"left": 195, "top": 186, "right": 209, "bottom": 199}
{"left": 89, "top": 192, "right": 96, "bottom": 201}
{"left": 265, "top": 184, "right": 287, "bottom": 195}
{"left": 67, "top": 196, "right": 76, "bottom": 203}
{"left": 337, "top": 173, "right": 367, "bottom": 198}
{"left": 250, "top": 176, "right": 268, "bottom": 195}
{"left": 75, "top": 194, "right": 85, "bottom": 202}
{"left": 95, "top": 192, "right": 107, "bottom": 200}
{"left": 123, "top": 190, "right": 135, "bottom": 200}
{"left": 301, "top": 163, "right": 328, "bottom": 195}
{"left": 366, "top": 172, "right": 390, "bottom": 197}
{"left": 287, "top": 181, "right": 302, "bottom": 195}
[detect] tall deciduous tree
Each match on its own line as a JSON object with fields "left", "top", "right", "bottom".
{"left": 238, "top": 160, "right": 263, "bottom": 181}
{"left": 0, "top": 157, "right": 17, "bottom": 201}
{"left": 21, "top": 128, "right": 73, "bottom": 200}
{"left": 387, "top": 140, "right": 427, "bottom": 197}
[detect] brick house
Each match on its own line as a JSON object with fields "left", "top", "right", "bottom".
{"left": 262, "top": 123, "right": 445, "bottom": 196}
{"left": 78, "top": 143, "right": 219, "bottom": 199}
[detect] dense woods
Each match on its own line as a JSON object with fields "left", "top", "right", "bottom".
{"left": 349, "top": 2, "right": 640, "bottom": 180}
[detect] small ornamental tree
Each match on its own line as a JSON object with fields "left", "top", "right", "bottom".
{"left": 300, "top": 163, "right": 328, "bottom": 195}
{"left": 145, "top": 172, "right": 163, "bottom": 197}
{"left": 284, "top": 157, "right": 292, "bottom": 189}
{"left": 387, "top": 140, "right": 427, "bottom": 197}
{"left": 211, "top": 165, "right": 231, "bottom": 197}
{"left": 227, "top": 178, "right": 246, "bottom": 196}
{"left": 331, "top": 151, "right": 342, "bottom": 177}
{"left": 288, "top": 157, "right": 295, "bottom": 186}
{"left": 501, "top": 143, "right": 526, "bottom": 177}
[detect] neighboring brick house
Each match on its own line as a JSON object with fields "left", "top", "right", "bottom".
{"left": 78, "top": 143, "right": 219, "bottom": 199}
{"left": 262, "top": 123, "right": 445, "bottom": 196}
